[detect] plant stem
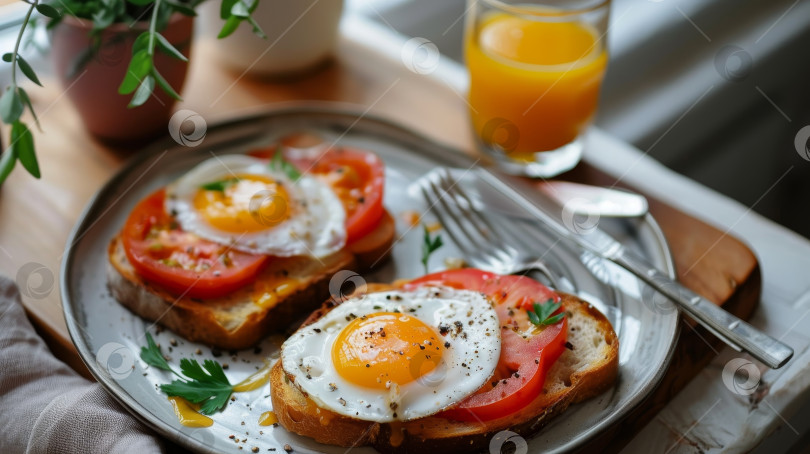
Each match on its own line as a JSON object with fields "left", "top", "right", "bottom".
{"left": 11, "top": 0, "right": 38, "bottom": 88}
{"left": 147, "top": 0, "right": 162, "bottom": 56}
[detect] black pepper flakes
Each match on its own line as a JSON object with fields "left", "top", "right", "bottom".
{"left": 284, "top": 444, "right": 293, "bottom": 453}
{"left": 565, "top": 341, "right": 575, "bottom": 351}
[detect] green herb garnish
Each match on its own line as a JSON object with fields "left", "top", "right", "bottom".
{"left": 140, "top": 332, "right": 173, "bottom": 372}
{"left": 139, "top": 332, "right": 234, "bottom": 415}
{"left": 527, "top": 299, "right": 565, "bottom": 326}
{"left": 270, "top": 148, "right": 302, "bottom": 181}
{"left": 200, "top": 177, "right": 241, "bottom": 191}
{"left": 160, "top": 358, "right": 233, "bottom": 415}
{"left": 421, "top": 225, "right": 443, "bottom": 274}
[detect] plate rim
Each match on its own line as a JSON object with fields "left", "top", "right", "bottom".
{"left": 60, "top": 101, "right": 680, "bottom": 453}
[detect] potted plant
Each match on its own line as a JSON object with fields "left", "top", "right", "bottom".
{"left": 0, "top": 0, "right": 263, "bottom": 185}
{"left": 203, "top": 0, "right": 344, "bottom": 77}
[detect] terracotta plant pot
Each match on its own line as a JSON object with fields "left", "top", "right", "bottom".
{"left": 51, "top": 14, "right": 193, "bottom": 142}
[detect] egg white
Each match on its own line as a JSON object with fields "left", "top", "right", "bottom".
{"left": 280, "top": 286, "right": 501, "bottom": 422}
{"left": 165, "top": 155, "right": 346, "bottom": 258}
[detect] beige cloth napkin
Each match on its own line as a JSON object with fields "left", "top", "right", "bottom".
{"left": 0, "top": 275, "right": 164, "bottom": 454}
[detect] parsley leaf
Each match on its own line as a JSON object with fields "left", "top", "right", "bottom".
{"left": 200, "top": 177, "right": 240, "bottom": 191}
{"left": 528, "top": 299, "right": 565, "bottom": 326}
{"left": 140, "top": 332, "right": 173, "bottom": 372}
{"left": 140, "top": 332, "right": 234, "bottom": 415}
{"left": 421, "top": 225, "right": 444, "bottom": 274}
{"left": 270, "top": 148, "right": 302, "bottom": 182}
{"left": 160, "top": 358, "right": 234, "bottom": 415}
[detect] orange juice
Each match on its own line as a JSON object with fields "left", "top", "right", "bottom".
{"left": 467, "top": 12, "right": 607, "bottom": 159}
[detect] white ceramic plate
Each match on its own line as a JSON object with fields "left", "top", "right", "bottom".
{"left": 61, "top": 105, "right": 678, "bottom": 453}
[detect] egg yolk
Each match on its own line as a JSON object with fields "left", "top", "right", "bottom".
{"left": 193, "top": 174, "right": 290, "bottom": 233}
{"left": 332, "top": 312, "right": 445, "bottom": 389}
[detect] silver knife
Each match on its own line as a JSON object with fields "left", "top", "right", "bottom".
{"left": 474, "top": 167, "right": 794, "bottom": 369}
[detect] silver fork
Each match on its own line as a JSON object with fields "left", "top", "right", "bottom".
{"left": 419, "top": 168, "right": 563, "bottom": 289}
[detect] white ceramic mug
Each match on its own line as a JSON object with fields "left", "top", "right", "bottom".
{"left": 204, "top": 0, "right": 344, "bottom": 76}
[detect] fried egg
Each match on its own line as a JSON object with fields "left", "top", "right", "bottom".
{"left": 280, "top": 286, "right": 501, "bottom": 422}
{"left": 165, "top": 155, "right": 346, "bottom": 258}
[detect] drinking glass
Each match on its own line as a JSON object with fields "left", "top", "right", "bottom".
{"left": 465, "top": 0, "right": 610, "bottom": 177}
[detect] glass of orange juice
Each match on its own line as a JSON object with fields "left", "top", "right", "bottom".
{"left": 466, "top": 0, "right": 610, "bottom": 177}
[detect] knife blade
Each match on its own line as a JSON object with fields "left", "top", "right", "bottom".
{"left": 474, "top": 167, "right": 794, "bottom": 369}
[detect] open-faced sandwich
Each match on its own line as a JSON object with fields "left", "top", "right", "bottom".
{"left": 271, "top": 268, "right": 619, "bottom": 453}
{"left": 108, "top": 146, "right": 395, "bottom": 349}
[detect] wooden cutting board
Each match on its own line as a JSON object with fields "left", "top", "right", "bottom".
{"left": 2, "top": 35, "right": 760, "bottom": 453}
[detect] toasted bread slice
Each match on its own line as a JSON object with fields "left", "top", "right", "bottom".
{"left": 271, "top": 285, "right": 618, "bottom": 453}
{"left": 107, "top": 212, "right": 395, "bottom": 350}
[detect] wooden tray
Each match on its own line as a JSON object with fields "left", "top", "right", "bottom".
{"left": 4, "top": 35, "right": 760, "bottom": 452}
{"left": 565, "top": 163, "right": 760, "bottom": 452}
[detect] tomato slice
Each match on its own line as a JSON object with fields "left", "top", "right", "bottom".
{"left": 121, "top": 189, "right": 268, "bottom": 299}
{"left": 405, "top": 268, "right": 567, "bottom": 422}
{"left": 249, "top": 146, "right": 385, "bottom": 243}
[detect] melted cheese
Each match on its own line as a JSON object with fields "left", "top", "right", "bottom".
{"left": 233, "top": 361, "right": 273, "bottom": 393}
{"left": 258, "top": 411, "right": 278, "bottom": 426}
{"left": 168, "top": 396, "right": 213, "bottom": 428}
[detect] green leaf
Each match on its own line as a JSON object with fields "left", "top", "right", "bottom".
{"left": 160, "top": 358, "right": 233, "bottom": 415}
{"left": 139, "top": 332, "right": 174, "bottom": 372}
{"left": 1, "top": 53, "right": 11, "bottom": 63}
{"left": 154, "top": 33, "right": 188, "bottom": 61}
{"left": 269, "top": 148, "right": 302, "bottom": 181}
{"left": 0, "top": 144, "right": 17, "bottom": 185}
{"left": 200, "top": 178, "right": 240, "bottom": 191}
{"left": 154, "top": 1, "right": 171, "bottom": 32}
{"left": 231, "top": 0, "right": 251, "bottom": 18}
{"left": 527, "top": 309, "right": 540, "bottom": 325}
{"left": 528, "top": 299, "right": 564, "bottom": 327}
{"left": 0, "top": 88, "right": 24, "bottom": 124}
{"left": 220, "top": 0, "right": 238, "bottom": 19}
{"left": 35, "top": 4, "right": 61, "bottom": 19}
{"left": 152, "top": 67, "right": 183, "bottom": 101}
{"left": 16, "top": 55, "right": 42, "bottom": 87}
{"left": 128, "top": 0, "right": 155, "bottom": 5}
{"left": 217, "top": 16, "right": 242, "bottom": 39}
{"left": 247, "top": 16, "right": 267, "bottom": 39}
{"left": 91, "top": 7, "right": 115, "bottom": 31}
{"left": 420, "top": 225, "right": 444, "bottom": 273}
{"left": 118, "top": 49, "right": 152, "bottom": 95}
{"left": 128, "top": 74, "right": 155, "bottom": 108}
{"left": 18, "top": 87, "right": 40, "bottom": 129}
{"left": 11, "top": 121, "right": 38, "bottom": 178}
{"left": 166, "top": 1, "right": 197, "bottom": 16}
{"left": 131, "top": 32, "right": 151, "bottom": 57}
